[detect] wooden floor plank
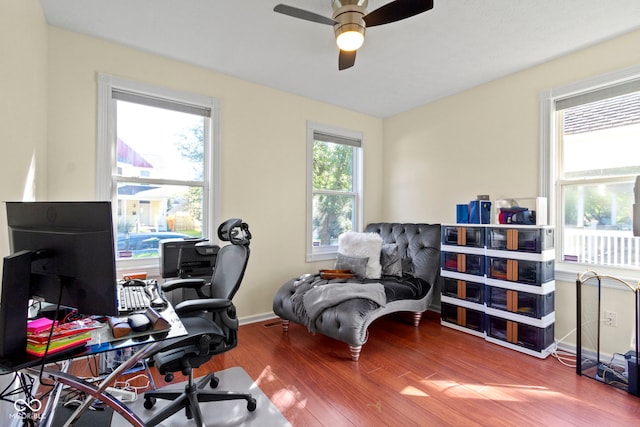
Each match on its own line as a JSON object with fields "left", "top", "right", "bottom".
{"left": 213, "top": 311, "right": 639, "bottom": 426}
{"left": 68, "top": 310, "right": 640, "bottom": 426}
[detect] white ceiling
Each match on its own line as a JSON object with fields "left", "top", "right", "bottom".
{"left": 40, "top": 0, "right": 640, "bottom": 118}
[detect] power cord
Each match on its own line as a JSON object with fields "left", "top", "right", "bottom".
{"left": 113, "top": 373, "right": 151, "bottom": 396}
{"left": 549, "top": 327, "right": 577, "bottom": 368}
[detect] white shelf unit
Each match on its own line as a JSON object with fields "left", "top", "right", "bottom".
{"left": 440, "top": 224, "right": 555, "bottom": 358}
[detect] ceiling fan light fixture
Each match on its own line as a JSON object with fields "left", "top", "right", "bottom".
{"left": 333, "top": 2, "right": 366, "bottom": 52}
{"left": 274, "top": 0, "right": 433, "bottom": 70}
{"left": 336, "top": 27, "right": 365, "bottom": 51}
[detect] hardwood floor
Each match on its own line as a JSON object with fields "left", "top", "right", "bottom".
{"left": 64, "top": 311, "right": 638, "bottom": 426}
{"left": 158, "top": 310, "right": 640, "bottom": 426}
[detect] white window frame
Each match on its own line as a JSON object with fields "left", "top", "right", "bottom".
{"left": 306, "top": 121, "right": 364, "bottom": 262}
{"left": 540, "top": 64, "right": 640, "bottom": 285}
{"left": 96, "top": 73, "right": 220, "bottom": 276}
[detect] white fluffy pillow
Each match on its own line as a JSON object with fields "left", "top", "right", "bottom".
{"left": 338, "top": 231, "right": 383, "bottom": 279}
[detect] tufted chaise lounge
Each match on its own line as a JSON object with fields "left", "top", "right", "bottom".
{"left": 272, "top": 223, "right": 441, "bottom": 361}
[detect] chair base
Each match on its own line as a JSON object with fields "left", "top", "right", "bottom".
{"left": 143, "top": 372, "right": 257, "bottom": 427}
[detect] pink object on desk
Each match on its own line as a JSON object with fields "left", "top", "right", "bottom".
{"left": 26, "top": 317, "right": 57, "bottom": 334}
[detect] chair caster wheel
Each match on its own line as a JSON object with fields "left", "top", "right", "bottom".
{"left": 209, "top": 376, "right": 219, "bottom": 388}
{"left": 164, "top": 373, "right": 174, "bottom": 382}
{"left": 143, "top": 397, "right": 156, "bottom": 409}
{"left": 247, "top": 398, "right": 257, "bottom": 412}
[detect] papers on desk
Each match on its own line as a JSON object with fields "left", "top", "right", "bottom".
{"left": 26, "top": 318, "right": 101, "bottom": 357}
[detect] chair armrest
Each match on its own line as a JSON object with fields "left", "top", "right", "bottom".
{"left": 176, "top": 298, "right": 239, "bottom": 331}
{"left": 162, "top": 278, "right": 208, "bottom": 293}
{"left": 174, "top": 298, "right": 231, "bottom": 315}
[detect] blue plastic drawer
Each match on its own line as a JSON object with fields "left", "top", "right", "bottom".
{"left": 486, "top": 227, "right": 554, "bottom": 253}
{"left": 486, "top": 256, "right": 554, "bottom": 285}
{"left": 442, "top": 252, "right": 485, "bottom": 276}
{"left": 486, "top": 315, "right": 554, "bottom": 352}
{"left": 441, "top": 303, "right": 484, "bottom": 333}
{"left": 487, "top": 287, "right": 554, "bottom": 318}
{"left": 442, "top": 277, "right": 484, "bottom": 304}
{"left": 442, "top": 226, "right": 485, "bottom": 248}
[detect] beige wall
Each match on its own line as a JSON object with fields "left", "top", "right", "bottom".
{"left": 2, "top": 1, "right": 639, "bottom": 352}
{"left": 383, "top": 29, "right": 640, "bottom": 352}
{"left": 45, "top": 28, "right": 384, "bottom": 320}
{"left": 0, "top": 0, "right": 48, "bottom": 256}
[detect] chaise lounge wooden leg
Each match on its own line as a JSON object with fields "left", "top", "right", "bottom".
{"left": 412, "top": 311, "right": 422, "bottom": 327}
{"left": 349, "top": 345, "right": 362, "bottom": 362}
{"left": 281, "top": 319, "right": 290, "bottom": 332}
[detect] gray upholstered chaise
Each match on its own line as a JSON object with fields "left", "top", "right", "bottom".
{"left": 272, "top": 223, "right": 441, "bottom": 361}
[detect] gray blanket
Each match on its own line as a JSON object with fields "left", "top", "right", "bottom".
{"left": 290, "top": 275, "right": 386, "bottom": 333}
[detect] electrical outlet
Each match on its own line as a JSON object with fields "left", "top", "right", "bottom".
{"left": 604, "top": 310, "right": 617, "bottom": 327}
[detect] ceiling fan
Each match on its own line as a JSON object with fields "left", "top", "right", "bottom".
{"left": 273, "top": 0, "right": 434, "bottom": 70}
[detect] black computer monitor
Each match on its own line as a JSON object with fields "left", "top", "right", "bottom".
{"left": 0, "top": 201, "right": 118, "bottom": 357}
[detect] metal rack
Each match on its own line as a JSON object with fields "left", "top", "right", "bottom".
{"left": 576, "top": 271, "right": 639, "bottom": 396}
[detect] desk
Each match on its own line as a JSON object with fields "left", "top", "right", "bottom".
{"left": 0, "top": 305, "right": 187, "bottom": 426}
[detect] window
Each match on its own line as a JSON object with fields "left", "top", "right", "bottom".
{"left": 97, "top": 74, "right": 220, "bottom": 270}
{"left": 542, "top": 69, "right": 640, "bottom": 273}
{"left": 307, "top": 122, "right": 363, "bottom": 261}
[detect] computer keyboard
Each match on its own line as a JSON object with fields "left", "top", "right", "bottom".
{"left": 117, "top": 284, "right": 151, "bottom": 314}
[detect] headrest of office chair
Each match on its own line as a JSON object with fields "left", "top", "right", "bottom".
{"left": 218, "top": 218, "right": 251, "bottom": 246}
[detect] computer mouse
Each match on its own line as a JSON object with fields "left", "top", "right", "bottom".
{"left": 127, "top": 313, "right": 151, "bottom": 332}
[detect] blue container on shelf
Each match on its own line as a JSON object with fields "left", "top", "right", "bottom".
{"left": 469, "top": 200, "right": 492, "bottom": 224}
{"left": 456, "top": 204, "right": 469, "bottom": 223}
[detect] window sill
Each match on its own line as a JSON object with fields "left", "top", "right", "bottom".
{"left": 306, "top": 250, "right": 338, "bottom": 263}
{"left": 555, "top": 261, "right": 640, "bottom": 290}
{"left": 116, "top": 257, "right": 161, "bottom": 280}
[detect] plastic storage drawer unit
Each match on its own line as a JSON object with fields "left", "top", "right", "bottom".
{"left": 486, "top": 287, "right": 554, "bottom": 318}
{"left": 442, "top": 252, "right": 485, "bottom": 276}
{"left": 486, "top": 256, "right": 554, "bottom": 285}
{"left": 486, "top": 227, "right": 554, "bottom": 253}
{"left": 441, "top": 303, "right": 484, "bottom": 333}
{"left": 442, "top": 226, "right": 486, "bottom": 248}
{"left": 442, "top": 278, "right": 484, "bottom": 304}
{"left": 486, "top": 315, "right": 554, "bottom": 352}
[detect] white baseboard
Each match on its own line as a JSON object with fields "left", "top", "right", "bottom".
{"left": 239, "top": 312, "right": 278, "bottom": 325}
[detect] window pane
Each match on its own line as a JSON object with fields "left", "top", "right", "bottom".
{"left": 562, "top": 181, "right": 640, "bottom": 267}
{"left": 116, "top": 183, "right": 203, "bottom": 259}
{"left": 312, "top": 193, "right": 354, "bottom": 247}
{"left": 561, "top": 92, "right": 640, "bottom": 179}
{"left": 117, "top": 101, "right": 205, "bottom": 181}
{"left": 557, "top": 89, "right": 640, "bottom": 269}
{"left": 313, "top": 141, "right": 353, "bottom": 191}
{"left": 307, "top": 122, "right": 361, "bottom": 260}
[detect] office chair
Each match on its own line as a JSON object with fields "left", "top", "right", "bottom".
{"left": 143, "top": 218, "right": 255, "bottom": 427}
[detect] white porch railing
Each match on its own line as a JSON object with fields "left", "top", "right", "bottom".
{"left": 564, "top": 228, "right": 640, "bottom": 268}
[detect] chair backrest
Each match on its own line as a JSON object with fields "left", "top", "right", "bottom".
{"left": 210, "top": 243, "right": 250, "bottom": 300}
{"left": 209, "top": 218, "right": 251, "bottom": 300}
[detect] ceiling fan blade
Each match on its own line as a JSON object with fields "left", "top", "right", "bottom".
{"left": 338, "top": 50, "right": 356, "bottom": 71}
{"left": 273, "top": 4, "right": 337, "bottom": 26}
{"left": 363, "top": 0, "right": 434, "bottom": 27}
